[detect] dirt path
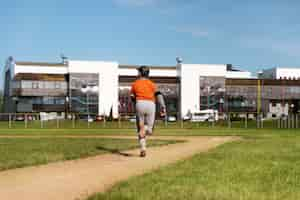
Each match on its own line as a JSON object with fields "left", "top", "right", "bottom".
{"left": 0, "top": 135, "right": 238, "bottom": 200}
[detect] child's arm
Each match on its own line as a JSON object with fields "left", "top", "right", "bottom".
{"left": 130, "top": 83, "right": 136, "bottom": 103}
{"left": 155, "top": 91, "right": 166, "bottom": 116}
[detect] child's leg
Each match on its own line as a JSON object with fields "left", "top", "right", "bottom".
{"left": 136, "top": 102, "right": 146, "bottom": 153}
{"left": 138, "top": 116, "right": 146, "bottom": 152}
{"left": 145, "top": 102, "right": 156, "bottom": 135}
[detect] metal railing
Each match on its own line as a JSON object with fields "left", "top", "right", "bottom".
{"left": 0, "top": 112, "right": 299, "bottom": 129}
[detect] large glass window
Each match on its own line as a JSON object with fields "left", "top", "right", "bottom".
{"left": 43, "top": 97, "right": 54, "bottom": 104}
{"left": 54, "top": 97, "right": 65, "bottom": 105}
{"left": 32, "top": 97, "right": 43, "bottom": 104}
{"left": 200, "top": 76, "right": 225, "bottom": 112}
{"left": 22, "top": 81, "right": 33, "bottom": 89}
{"left": 226, "top": 85, "right": 257, "bottom": 112}
{"left": 61, "top": 82, "right": 67, "bottom": 89}
{"left": 20, "top": 80, "right": 67, "bottom": 90}
{"left": 55, "top": 82, "right": 61, "bottom": 89}
{"left": 32, "top": 81, "right": 39, "bottom": 89}
{"left": 45, "top": 81, "right": 55, "bottom": 89}
{"left": 38, "top": 81, "right": 45, "bottom": 89}
{"left": 69, "top": 73, "right": 99, "bottom": 114}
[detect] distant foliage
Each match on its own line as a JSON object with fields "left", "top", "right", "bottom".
{"left": 0, "top": 90, "right": 3, "bottom": 113}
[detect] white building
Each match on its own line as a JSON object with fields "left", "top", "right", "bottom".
{"left": 7, "top": 57, "right": 300, "bottom": 120}
{"left": 260, "top": 67, "right": 300, "bottom": 80}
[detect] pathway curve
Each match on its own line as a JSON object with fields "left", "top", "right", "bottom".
{"left": 0, "top": 135, "right": 238, "bottom": 200}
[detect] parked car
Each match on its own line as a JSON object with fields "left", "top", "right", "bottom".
{"left": 95, "top": 115, "right": 104, "bottom": 121}
{"left": 80, "top": 115, "right": 95, "bottom": 122}
{"left": 129, "top": 117, "right": 136, "bottom": 123}
{"left": 190, "top": 109, "right": 218, "bottom": 122}
{"left": 183, "top": 115, "right": 191, "bottom": 121}
{"left": 167, "top": 116, "right": 177, "bottom": 122}
{"left": 15, "top": 115, "right": 25, "bottom": 121}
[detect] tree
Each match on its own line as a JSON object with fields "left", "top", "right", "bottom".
{"left": 0, "top": 90, "right": 3, "bottom": 113}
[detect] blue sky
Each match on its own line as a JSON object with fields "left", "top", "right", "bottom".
{"left": 1, "top": 0, "right": 300, "bottom": 88}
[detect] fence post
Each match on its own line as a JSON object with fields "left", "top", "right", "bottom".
{"left": 41, "top": 118, "right": 43, "bottom": 129}
{"left": 165, "top": 116, "right": 168, "bottom": 128}
{"left": 180, "top": 119, "right": 183, "bottom": 129}
{"left": 245, "top": 113, "right": 248, "bottom": 128}
{"left": 211, "top": 112, "right": 215, "bottom": 128}
{"left": 9, "top": 114, "right": 11, "bottom": 128}
{"left": 296, "top": 114, "right": 299, "bottom": 129}
{"left": 25, "top": 114, "right": 28, "bottom": 128}
{"left": 228, "top": 113, "right": 231, "bottom": 128}
{"left": 103, "top": 116, "right": 106, "bottom": 128}
{"left": 118, "top": 116, "right": 121, "bottom": 128}
{"left": 56, "top": 118, "right": 59, "bottom": 129}
{"left": 261, "top": 113, "right": 264, "bottom": 128}
{"left": 72, "top": 114, "right": 75, "bottom": 128}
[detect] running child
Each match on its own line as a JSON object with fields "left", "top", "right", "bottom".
{"left": 130, "top": 66, "right": 166, "bottom": 157}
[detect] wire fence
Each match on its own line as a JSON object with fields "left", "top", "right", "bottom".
{"left": 0, "top": 113, "right": 299, "bottom": 129}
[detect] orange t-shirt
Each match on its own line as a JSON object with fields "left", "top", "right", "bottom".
{"left": 131, "top": 79, "right": 156, "bottom": 102}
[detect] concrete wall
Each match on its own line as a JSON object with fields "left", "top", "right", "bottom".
{"left": 118, "top": 67, "right": 178, "bottom": 77}
{"left": 179, "top": 64, "right": 227, "bottom": 117}
{"left": 14, "top": 64, "right": 67, "bottom": 75}
{"left": 226, "top": 71, "right": 252, "bottom": 79}
{"left": 68, "top": 60, "right": 119, "bottom": 118}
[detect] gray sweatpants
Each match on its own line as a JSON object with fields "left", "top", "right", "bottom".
{"left": 136, "top": 100, "right": 156, "bottom": 135}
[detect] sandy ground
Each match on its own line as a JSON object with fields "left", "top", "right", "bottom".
{"left": 0, "top": 135, "right": 238, "bottom": 200}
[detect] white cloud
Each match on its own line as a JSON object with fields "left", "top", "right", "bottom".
{"left": 172, "top": 26, "right": 209, "bottom": 38}
{"left": 113, "top": 0, "right": 156, "bottom": 7}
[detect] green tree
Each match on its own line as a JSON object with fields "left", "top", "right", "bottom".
{"left": 0, "top": 90, "right": 3, "bottom": 113}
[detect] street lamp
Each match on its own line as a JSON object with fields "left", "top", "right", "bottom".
{"left": 81, "top": 84, "right": 98, "bottom": 121}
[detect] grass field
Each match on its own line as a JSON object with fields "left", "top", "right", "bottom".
{"left": 0, "top": 137, "right": 176, "bottom": 171}
{"left": 1, "top": 122, "right": 300, "bottom": 199}
{"left": 1, "top": 126, "right": 300, "bottom": 137}
{"left": 87, "top": 130, "right": 300, "bottom": 200}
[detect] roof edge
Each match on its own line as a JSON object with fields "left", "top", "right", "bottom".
{"left": 15, "top": 61, "right": 66, "bottom": 67}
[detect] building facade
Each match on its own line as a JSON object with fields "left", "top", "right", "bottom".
{"left": 3, "top": 57, "right": 300, "bottom": 119}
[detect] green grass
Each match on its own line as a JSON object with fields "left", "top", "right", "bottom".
{"left": 1, "top": 125, "right": 300, "bottom": 138}
{"left": 88, "top": 132, "right": 300, "bottom": 200}
{"left": 0, "top": 137, "right": 176, "bottom": 171}
{"left": 0, "top": 117, "right": 298, "bottom": 138}
{"left": 1, "top": 123, "right": 300, "bottom": 199}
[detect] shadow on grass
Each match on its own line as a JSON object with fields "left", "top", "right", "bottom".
{"left": 96, "top": 146, "right": 137, "bottom": 157}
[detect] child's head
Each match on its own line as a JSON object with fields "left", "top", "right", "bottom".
{"left": 137, "top": 66, "right": 150, "bottom": 78}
